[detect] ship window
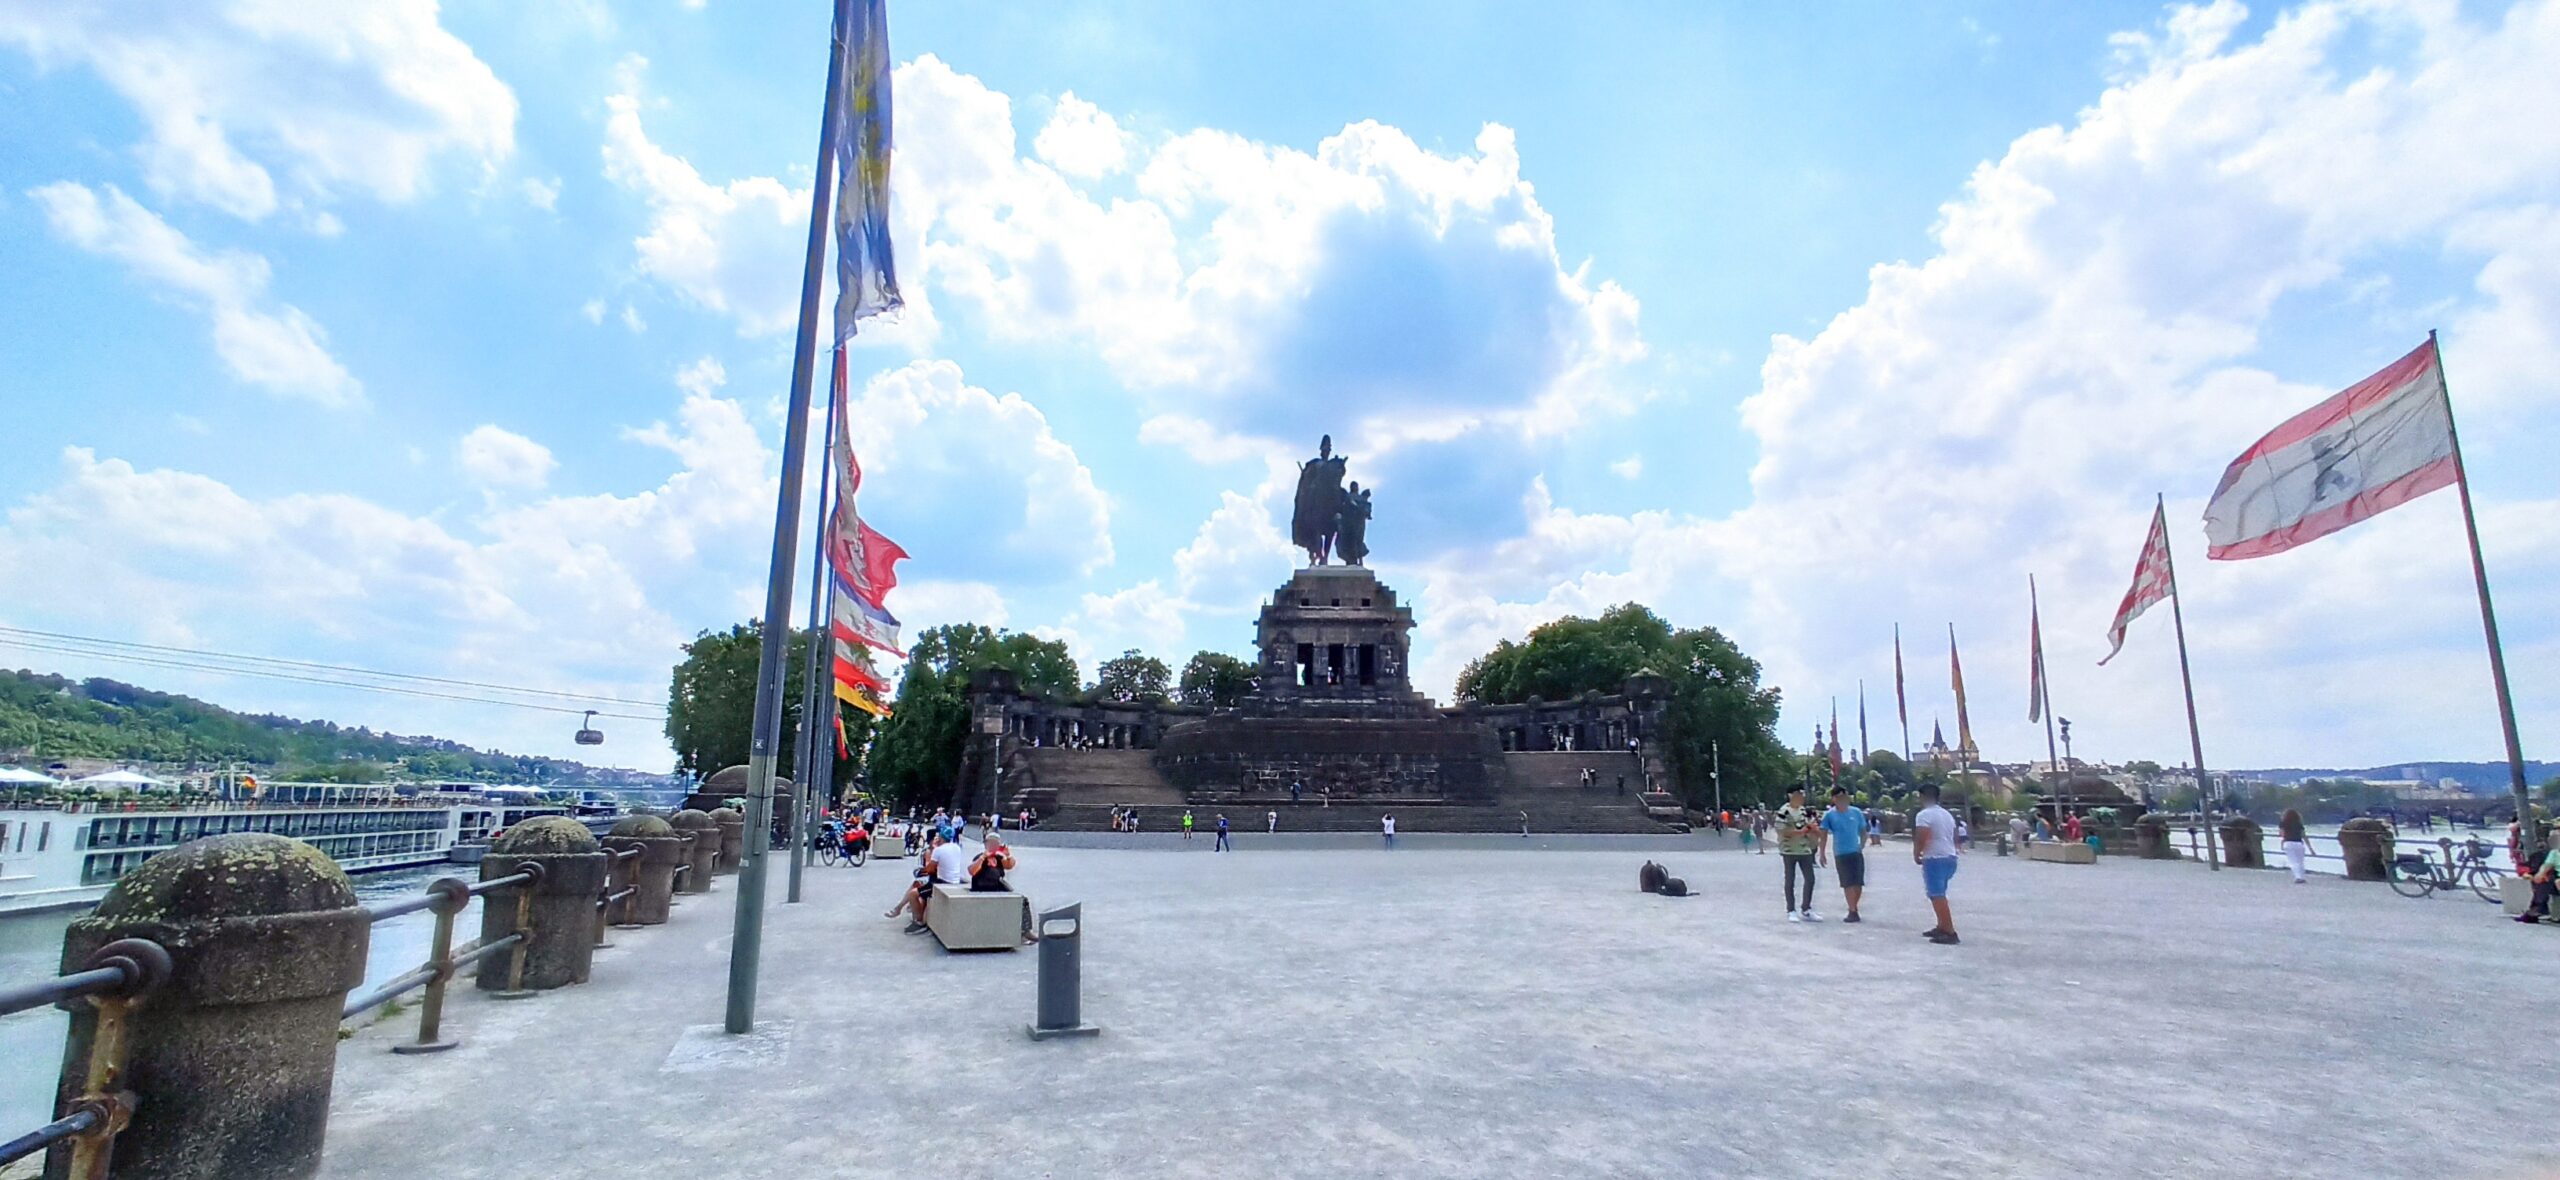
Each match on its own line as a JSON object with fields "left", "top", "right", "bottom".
{"left": 39, "top": 822, "right": 51, "bottom": 852}
{"left": 1362, "top": 598, "right": 1371, "bottom": 607}
{"left": 1330, "top": 599, "right": 1341, "bottom": 607}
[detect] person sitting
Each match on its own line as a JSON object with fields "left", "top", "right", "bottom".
{"left": 883, "top": 834, "right": 944, "bottom": 931}
{"left": 2517, "top": 837, "right": 2557, "bottom": 925}
{"left": 969, "top": 836, "right": 1017, "bottom": 892}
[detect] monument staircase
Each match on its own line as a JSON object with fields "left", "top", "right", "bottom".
{"left": 1007, "top": 737, "right": 1677, "bottom": 834}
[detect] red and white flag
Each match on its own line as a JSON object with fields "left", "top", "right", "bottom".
{"left": 824, "top": 351, "right": 909, "bottom": 611}
{"left": 2100, "top": 503, "right": 2175, "bottom": 665}
{"left": 2204, "top": 338, "right": 2456, "bottom": 560}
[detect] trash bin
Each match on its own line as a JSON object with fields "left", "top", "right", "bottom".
{"left": 1027, "top": 902, "right": 1100, "bottom": 1041}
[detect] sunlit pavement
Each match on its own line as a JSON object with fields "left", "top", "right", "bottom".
{"left": 321, "top": 837, "right": 2555, "bottom": 1179}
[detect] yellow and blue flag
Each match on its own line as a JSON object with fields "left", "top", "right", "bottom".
{"left": 833, "top": 0, "right": 903, "bottom": 341}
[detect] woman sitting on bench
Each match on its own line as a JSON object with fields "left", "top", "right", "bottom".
{"left": 970, "top": 836, "right": 1016, "bottom": 891}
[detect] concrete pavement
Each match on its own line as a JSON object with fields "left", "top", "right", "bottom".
{"left": 319, "top": 836, "right": 2559, "bottom": 1179}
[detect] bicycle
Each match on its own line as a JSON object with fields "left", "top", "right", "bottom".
{"left": 2386, "top": 838, "right": 2503, "bottom": 902}
{"left": 816, "top": 838, "right": 841, "bottom": 867}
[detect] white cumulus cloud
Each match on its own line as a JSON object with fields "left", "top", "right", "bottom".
{"left": 457, "top": 425, "right": 557, "bottom": 491}
{"left": 29, "top": 182, "right": 360, "bottom": 405}
{"left": 0, "top": 1, "right": 516, "bottom": 221}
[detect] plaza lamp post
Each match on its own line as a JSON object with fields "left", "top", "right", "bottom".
{"left": 1711, "top": 740, "right": 1722, "bottom": 822}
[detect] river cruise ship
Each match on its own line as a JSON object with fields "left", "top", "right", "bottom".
{"left": 0, "top": 782, "right": 577, "bottom": 915}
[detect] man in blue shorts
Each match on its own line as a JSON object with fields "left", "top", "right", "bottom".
{"left": 1818, "top": 786, "right": 1869, "bottom": 923}
{"left": 1911, "top": 782, "right": 1961, "bottom": 945}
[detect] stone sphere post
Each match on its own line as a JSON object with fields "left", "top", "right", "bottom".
{"left": 476, "top": 818, "right": 606, "bottom": 994}
{"left": 709, "top": 806, "right": 746, "bottom": 874}
{"left": 2336, "top": 817, "right": 2394, "bottom": 881}
{"left": 2220, "top": 817, "right": 2265, "bottom": 868}
{"left": 670, "top": 809, "right": 719, "bottom": 894}
{"left": 51, "top": 833, "right": 369, "bottom": 1180}
{"left": 603, "top": 814, "right": 686, "bottom": 925}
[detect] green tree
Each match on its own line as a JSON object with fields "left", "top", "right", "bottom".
{"left": 1177, "top": 650, "right": 1256, "bottom": 708}
{"left": 1093, "top": 649, "right": 1173, "bottom": 704}
{"left": 1454, "top": 603, "right": 1791, "bottom": 808}
{"left": 664, "top": 621, "right": 828, "bottom": 783}
{"left": 866, "top": 624, "right": 1078, "bottom": 809}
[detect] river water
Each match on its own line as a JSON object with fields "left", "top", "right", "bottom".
{"left": 0, "top": 862, "right": 478, "bottom": 1139}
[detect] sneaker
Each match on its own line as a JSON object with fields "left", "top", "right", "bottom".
{"left": 1843, "top": 912, "right": 1861, "bottom": 924}
{"left": 1928, "top": 931, "right": 1961, "bottom": 945}
{"left": 1802, "top": 910, "right": 1823, "bottom": 922}
{"left": 903, "top": 921, "right": 929, "bottom": 935}
{"left": 2519, "top": 914, "right": 2545, "bottom": 924}
{"left": 1919, "top": 928, "right": 1945, "bottom": 938}
{"left": 1787, "top": 911, "right": 1802, "bottom": 923}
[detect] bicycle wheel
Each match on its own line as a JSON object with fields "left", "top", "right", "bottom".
{"left": 2386, "top": 860, "right": 2435, "bottom": 899}
{"left": 850, "top": 844, "right": 869, "bottom": 868}
{"left": 2466, "top": 866, "right": 2503, "bottom": 904}
{"left": 817, "top": 842, "right": 839, "bottom": 867}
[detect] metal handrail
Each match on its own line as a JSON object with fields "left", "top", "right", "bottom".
{"left": 2174, "top": 827, "right": 2515, "bottom": 878}
{"left": 339, "top": 867, "right": 542, "bottom": 1053}
{"left": 0, "top": 937, "right": 169, "bottom": 1175}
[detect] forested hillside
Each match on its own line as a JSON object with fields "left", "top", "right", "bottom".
{"left": 0, "top": 668, "right": 662, "bottom": 784}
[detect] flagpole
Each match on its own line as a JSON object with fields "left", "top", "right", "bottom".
{"left": 2432, "top": 330, "right": 2538, "bottom": 858}
{"left": 1896, "top": 624, "right": 1911, "bottom": 764}
{"left": 785, "top": 349, "right": 846, "bottom": 905}
{"left": 2033, "top": 576, "right": 2063, "bottom": 819}
{"left": 726, "top": 0, "right": 856, "bottom": 1035}
{"left": 2155, "top": 495, "right": 2220, "bottom": 871}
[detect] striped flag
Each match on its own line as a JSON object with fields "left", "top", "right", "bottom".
{"left": 824, "top": 350, "right": 908, "bottom": 611}
{"left": 2100, "top": 503, "right": 2175, "bottom": 665}
{"left": 831, "top": 0, "right": 903, "bottom": 341}
{"left": 2204, "top": 338, "right": 2455, "bottom": 560}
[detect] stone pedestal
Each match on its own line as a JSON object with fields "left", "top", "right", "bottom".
{"left": 2337, "top": 817, "right": 2394, "bottom": 881}
{"left": 603, "top": 815, "right": 685, "bottom": 925}
{"left": 2134, "top": 815, "right": 2178, "bottom": 859}
{"left": 710, "top": 806, "right": 745, "bottom": 874}
{"left": 52, "top": 833, "right": 369, "bottom": 1180}
{"left": 2221, "top": 817, "right": 2265, "bottom": 868}
{"left": 477, "top": 818, "right": 606, "bottom": 993}
{"left": 669, "top": 809, "right": 718, "bottom": 894}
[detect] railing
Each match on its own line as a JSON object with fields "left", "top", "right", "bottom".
{"left": 340, "top": 868, "right": 536, "bottom": 1052}
{"left": 0, "top": 937, "right": 172, "bottom": 1176}
{"left": 2170, "top": 827, "right": 2512, "bottom": 880}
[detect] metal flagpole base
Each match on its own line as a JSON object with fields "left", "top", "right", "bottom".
{"left": 1026, "top": 1023, "right": 1101, "bottom": 1041}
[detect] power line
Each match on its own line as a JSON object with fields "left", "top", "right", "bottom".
{"left": 0, "top": 625, "right": 665, "bottom": 708}
{"left": 0, "top": 636, "right": 665, "bottom": 721}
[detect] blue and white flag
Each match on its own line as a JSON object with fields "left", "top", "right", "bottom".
{"left": 832, "top": 0, "right": 902, "bottom": 341}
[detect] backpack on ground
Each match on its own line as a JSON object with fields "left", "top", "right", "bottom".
{"left": 1639, "top": 860, "right": 1668, "bottom": 894}
{"left": 1660, "top": 877, "right": 1689, "bottom": 897}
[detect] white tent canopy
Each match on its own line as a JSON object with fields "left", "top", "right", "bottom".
{"left": 0, "top": 767, "right": 59, "bottom": 785}
{"left": 73, "top": 769, "right": 167, "bottom": 788}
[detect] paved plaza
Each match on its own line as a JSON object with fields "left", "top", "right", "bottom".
{"left": 323, "top": 836, "right": 2556, "bottom": 1179}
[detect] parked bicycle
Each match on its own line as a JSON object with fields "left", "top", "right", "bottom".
{"left": 2387, "top": 838, "right": 2502, "bottom": 902}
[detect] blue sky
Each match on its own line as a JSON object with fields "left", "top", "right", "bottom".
{"left": 2, "top": 0, "right": 2554, "bottom": 773}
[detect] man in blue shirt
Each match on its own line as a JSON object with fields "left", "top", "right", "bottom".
{"left": 1818, "top": 786, "right": 1871, "bottom": 924}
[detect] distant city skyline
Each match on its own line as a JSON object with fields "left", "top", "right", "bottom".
{"left": 1, "top": 1, "right": 2553, "bottom": 770}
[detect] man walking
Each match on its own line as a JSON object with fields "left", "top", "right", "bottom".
{"left": 1776, "top": 786, "right": 1822, "bottom": 922}
{"left": 1913, "top": 782, "right": 1961, "bottom": 945}
{"left": 1819, "top": 786, "right": 1869, "bottom": 923}
{"left": 1214, "top": 813, "right": 1232, "bottom": 852}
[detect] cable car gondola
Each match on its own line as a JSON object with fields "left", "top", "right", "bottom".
{"left": 575, "top": 709, "right": 605, "bottom": 746}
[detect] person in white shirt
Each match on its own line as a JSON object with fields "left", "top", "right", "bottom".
{"left": 1266, "top": 810, "right": 1278, "bottom": 834}
{"left": 1911, "top": 783, "right": 1962, "bottom": 945}
{"left": 1381, "top": 813, "right": 1396, "bottom": 845}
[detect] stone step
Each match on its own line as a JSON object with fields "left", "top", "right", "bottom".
{"left": 1033, "top": 800, "right": 1678, "bottom": 835}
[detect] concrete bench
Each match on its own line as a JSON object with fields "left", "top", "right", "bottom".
{"left": 925, "top": 885, "right": 1028, "bottom": 952}
{"left": 2024, "top": 841, "right": 2096, "bottom": 865}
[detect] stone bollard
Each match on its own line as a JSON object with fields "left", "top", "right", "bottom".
{"left": 2336, "top": 817, "right": 2394, "bottom": 881}
{"left": 2134, "top": 815, "right": 2179, "bottom": 859}
{"left": 52, "top": 834, "right": 368, "bottom": 1180}
{"left": 603, "top": 814, "right": 687, "bottom": 925}
{"left": 710, "top": 806, "right": 746, "bottom": 874}
{"left": 2220, "top": 817, "right": 2265, "bottom": 868}
{"left": 670, "top": 809, "right": 719, "bottom": 894}
{"left": 477, "top": 818, "right": 607, "bottom": 994}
